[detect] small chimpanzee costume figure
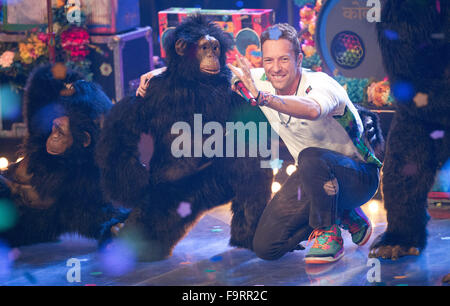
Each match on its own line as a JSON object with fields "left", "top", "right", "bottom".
{"left": 0, "top": 64, "right": 128, "bottom": 247}
{"left": 369, "top": 0, "right": 449, "bottom": 267}
{"left": 97, "top": 16, "right": 273, "bottom": 261}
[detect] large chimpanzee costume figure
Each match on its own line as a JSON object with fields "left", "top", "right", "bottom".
{"left": 0, "top": 65, "right": 128, "bottom": 247}
{"left": 97, "top": 16, "right": 273, "bottom": 261}
{"left": 369, "top": 0, "right": 449, "bottom": 264}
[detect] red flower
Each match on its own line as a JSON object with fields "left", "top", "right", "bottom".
{"left": 61, "top": 27, "right": 90, "bottom": 61}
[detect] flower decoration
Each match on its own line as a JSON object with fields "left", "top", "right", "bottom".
{"left": 100, "top": 63, "right": 113, "bottom": 77}
{"left": 61, "top": 27, "right": 90, "bottom": 60}
{"left": 0, "top": 51, "right": 15, "bottom": 68}
{"left": 18, "top": 33, "right": 47, "bottom": 64}
{"left": 297, "top": 0, "right": 324, "bottom": 72}
{"left": 367, "top": 79, "right": 393, "bottom": 107}
{"left": 0, "top": 1, "right": 95, "bottom": 90}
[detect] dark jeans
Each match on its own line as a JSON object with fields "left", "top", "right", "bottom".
{"left": 253, "top": 147, "right": 380, "bottom": 260}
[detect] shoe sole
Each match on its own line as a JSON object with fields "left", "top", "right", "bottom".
{"left": 304, "top": 248, "right": 345, "bottom": 264}
{"left": 354, "top": 207, "right": 372, "bottom": 246}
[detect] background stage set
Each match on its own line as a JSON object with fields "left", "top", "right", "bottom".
{"left": 0, "top": 0, "right": 449, "bottom": 287}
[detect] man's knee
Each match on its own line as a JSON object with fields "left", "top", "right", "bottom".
{"left": 252, "top": 236, "right": 285, "bottom": 261}
{"left": 297, "top": 147, "right": 329, "bottom": 178}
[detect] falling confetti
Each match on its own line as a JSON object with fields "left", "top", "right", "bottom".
{"left": 0, "top": 199, "right": 17, "bottom": 232}
{"left": 394, "top": 275, "right": 407, "bottom": 279}
{"left": 436, "top": 0, "right": 441, "bottom": 13}
{"left": 430, "top": 130, "right": 444, "bottom": 140}
{"left": 440, "top": 237, "right": 450, "bottom": 240}
{"left": 210, "top": 255, "right": 223, "bottom": 262}
{"left": 384, "top": 29, "right": 399, "bottom": 40}
{"left": 270, "top": 159, "right": 284, "bottom": 170}
{"left": 392, "top": 81, "right": 415, "bottom": 103}
{"left": 413, "top": 92, "right": 428, "bottom": 108}
{"left": 0, "top": 84, "right": 21, "bottom": 121}
{"left": 268, "top": 27, "right": 282, "bottom": 40}
{"left": 297, "top": 186, "right": 302, "bottom": 201}
{"left": 177, "top": 202, "right": 192, "bottom": 218}
{"left": 90, "top": 272, "right": 103, "bottom": 276}
{"left": 99, "top": 239, "right": 136, "bottom": 277}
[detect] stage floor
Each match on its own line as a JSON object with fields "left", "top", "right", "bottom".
{"left": 1, "top": 200, "right": 449, "bottom": 286}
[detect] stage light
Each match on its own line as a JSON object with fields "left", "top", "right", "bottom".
{"left": 286, "top": 164, "right": 297, "bottom": 176}
{"left": 0, "top": 157, "right": 9, "bottom": 170}
{"left": 273, "top": 168, "right": 279, "bottom": 175}
{"left": 272, "top": 182, "right": 281, "bottom": 193}
{"left": 368, "top": 200, "right": 380, "bottom": 214}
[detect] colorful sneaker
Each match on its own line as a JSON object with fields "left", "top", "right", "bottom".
{"left": 340, "top": 207, "right": 372, "bottom": 246}
{"left": 305, "top": 225, "right": 344, "bottom": 264}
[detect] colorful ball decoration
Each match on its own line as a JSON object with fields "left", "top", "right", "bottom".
{"left": 330, "top": 31, "right": 365, "bottom": 69}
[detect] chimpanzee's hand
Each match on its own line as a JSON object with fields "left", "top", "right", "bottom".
{"left": 136, "top": 67, "right": 167, "bottom": 98}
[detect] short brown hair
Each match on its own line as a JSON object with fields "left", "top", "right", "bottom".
{"left": 260, "top": 23, "right": 301, "bottom": 59}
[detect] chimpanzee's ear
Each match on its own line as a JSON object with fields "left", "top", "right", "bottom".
{"left": 83, "top": 131, "right": 91, "bottom": 148}
{"left": 175, "top": 39, "right": 187, "bottom": 56}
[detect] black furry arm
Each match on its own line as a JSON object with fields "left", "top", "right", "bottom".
{"left": 96, "top": 97, "right": 150, "bottom": 207}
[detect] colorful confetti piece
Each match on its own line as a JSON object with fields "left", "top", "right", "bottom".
{"left": 210, "top": 255, "right": 223, "bottom": 262}
{"left": 269, "top": 159, "right": 284, "bottom": 170}
{"left": 430, "top": 130, "right": 445, "bottom": 140}
{"left": 413, "top": 92, "right": 428, "bottom": 107}
{"left": 394, "top": 275, "right": 407, "bottom": 279}
{"left": 205, "top": 269, "right": 216, "bottom": 273}
{"left": 384, "top": 29, "right": 399, "bottom": 40}
{"left": 177, "top": 202, "right": 192, "bottom": 218}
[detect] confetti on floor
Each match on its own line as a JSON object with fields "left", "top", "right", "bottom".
{"left": 205, "top": 269, "right": 216, "bottom": 273}
{"left": 394, "top": 275, "right": 407, "bottom": 279}
{"left": 210, "top": 255, "right": 223, "bottom": 262}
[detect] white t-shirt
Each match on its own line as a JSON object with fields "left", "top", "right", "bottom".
{"left": 252, "top": 68, "right": 364, "bottom": 164}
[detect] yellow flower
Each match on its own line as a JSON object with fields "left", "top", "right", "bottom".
{"left": 367, "top": 81, "right": 391, "bottom": 107}
{"left": 57, "top": 0, "right": 66, "bottom": 8}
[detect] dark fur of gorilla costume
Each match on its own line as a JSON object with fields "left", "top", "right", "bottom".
{"left": 0, "top": 65, "right": 128, "bottom": 247}
{"left": 370, "top": 0, "right": 449, "bottom": 270}
{"left": 97, "top": 16, "right": 273, "bottom": 261}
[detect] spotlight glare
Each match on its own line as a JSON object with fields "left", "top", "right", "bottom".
{"left": 286, "top": 164, "right": 297, "bottom": 176}
{"left": 368, "top": 200, "right": 380, "bottom": 214}
{"left": 0, "top": 157, "right": 9, "bottom": 170}
{"left": 272, "top": 182, "right": 282, "bottom": 193}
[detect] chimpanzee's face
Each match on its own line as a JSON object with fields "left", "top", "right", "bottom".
{"left": 46, "top": 116, "right": 73, "bottom": 155}
{"left": 196, "top": 35, "right": 221, "bottom": 75}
